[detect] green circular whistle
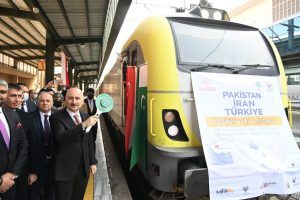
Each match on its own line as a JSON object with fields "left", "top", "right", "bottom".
{"left": 95, "top": 93, "right": 113, "bottom": 113}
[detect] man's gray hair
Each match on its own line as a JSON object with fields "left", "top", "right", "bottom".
{"left": 0, "top": 78, "right": 8, "bottom": 89}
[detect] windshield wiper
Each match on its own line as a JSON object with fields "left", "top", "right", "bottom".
{"left": 233, "top": 64, "right": 272, "bottom": 74}
{"left": 190, "top": 64, "right": 236, "bottom": 72}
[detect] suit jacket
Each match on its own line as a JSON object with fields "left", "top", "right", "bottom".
{"left": 25, "top": 100, "right": 37, "bottom": 113}
{"left": 15, "top": 109, "right": 38, "bottom": 174}
{"left": 30, "top": 110, "right": 56, "bottom": 177}
{"left": 49, "top": 109, "right": 97, "bottom": 181}
{"left": 0, "top": 107, "right": 28, "bottom": 176}
{"left": 84, "top": 98, "right": 97, "bottom": 116}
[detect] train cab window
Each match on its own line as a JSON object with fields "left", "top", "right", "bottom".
{"left": 130, "top": 50, "right": 138, "bottom": 66}
{"left": 169, "top": 20, "right": 279, "bottom": 76}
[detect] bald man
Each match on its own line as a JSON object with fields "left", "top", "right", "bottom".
{"left": 29, "top": 92, "right": 55, "bottom": 200}
{"left": 49, "top": 87, "right": 97, "bottom": 200}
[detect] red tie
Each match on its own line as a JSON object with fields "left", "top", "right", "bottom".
{"left": 73, "top": 114, "right": 80, "bottom": 125}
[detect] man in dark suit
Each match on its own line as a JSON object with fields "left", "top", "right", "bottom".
{"left": 18, "top": 83, "right": 37, "bottom": 113}
{"left": 5, "top": 83, "right": 38, "bottom": 200}
{"left": 84, "top": 88, "right": 97, "bottom": 116}
{"left": 28, "top": 89, "right": 37, "bottom": 105}
{"left": 84, "top": 88, "right": 97, "bottom": 142}
{"left": 50, "top": 87, "right": 98, "bottom": 200}
{"left": 29, "top": 91, "right": 55, "bottom": 200}
{"left": 0, "top": 79, "right": 28, "bottom": 200}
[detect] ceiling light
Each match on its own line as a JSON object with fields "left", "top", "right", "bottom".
{"left": 32, "top": 7, "right": 39, "bottom": 14}
{"left": 80, "top": 43, "right": 86, "bottom": 48}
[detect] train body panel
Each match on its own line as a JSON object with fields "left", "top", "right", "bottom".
{"left": 101, "top": 10, "right": 291, "bottom": 198}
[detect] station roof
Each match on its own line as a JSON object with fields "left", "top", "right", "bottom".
{"left": 0, "top": 0, "right": 131, "bottom": 79}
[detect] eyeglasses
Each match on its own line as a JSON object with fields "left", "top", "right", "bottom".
{"left": 0, "top": 90, "right": 7, "bottom": 94}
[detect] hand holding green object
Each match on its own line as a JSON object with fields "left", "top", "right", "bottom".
{"left": 86, "top": 93, "right": 113, "bottom": 132}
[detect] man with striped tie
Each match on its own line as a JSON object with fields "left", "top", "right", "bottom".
{"left": 49, "top": 87, "right": 98, "bottom": 200}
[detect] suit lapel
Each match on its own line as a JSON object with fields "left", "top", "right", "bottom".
{"left": 80, "top": 111, "right": 88, "bottom": 122}
{"left": 61, "top": 109, "right": 77, "bottom": 128}
{"left": 35, "top": 111, "right": 45, "bottom": 138}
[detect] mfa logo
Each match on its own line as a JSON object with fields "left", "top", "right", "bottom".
{"left": 216, "top": 187, "right": 234, "bottom": 195}
{"left": 242, "top": 186, "right": 249, "bottom": 194}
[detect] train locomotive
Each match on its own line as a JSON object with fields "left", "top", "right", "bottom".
{"left": 101, "top": 6, "right": 290, "bottom": 199}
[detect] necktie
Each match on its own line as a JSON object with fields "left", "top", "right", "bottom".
{"left": 74, "top": 114, "right": 80, "bottom": 125}
{"left": 43, "top": 115, "right": 51, "bottom": 144}
{"left": 0, "top": 118, "right": 9, "bottom": 149}
{"left": 21, "top": 104, "right": 25, "bottom": 112}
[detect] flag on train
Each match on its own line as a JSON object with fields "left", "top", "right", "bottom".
{"left": 61, "top": 51, "right": 70, "bottom": 87}
{"left": 125, "top": 66, "right": 136, "bottom": 155}
{"left": 130, "top": 64, "right": 148, "bottom": 170}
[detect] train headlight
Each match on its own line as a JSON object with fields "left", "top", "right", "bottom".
{"left": 213, "top": 11, "right": 222, "bottom": 20}
{"left": 201, "top": 9, "right": 210, "bottom": 18}
{"left": 162, "top": 109, "right": 189, "bottom": 141}
{"left": 164, "top": 111, "right": 175, "bottom": 123}
{"left": 168, "top": 125, "right": 179, "bottom": 137}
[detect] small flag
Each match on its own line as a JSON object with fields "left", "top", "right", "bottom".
{"left": 130, "top": 64, "right": 148, "bottom": 170}
{"left": 125, "top": 66, "right": 136, "bottom": 155}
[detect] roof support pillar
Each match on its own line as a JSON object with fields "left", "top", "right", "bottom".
{"left": 68, "top": 64, "right": 74, "bottom": 87}
{"left": 45, "top": 33, "right": 58, "bottom": 85}
{"left": 74, "top": 67, "right": 78, "bottom": 86}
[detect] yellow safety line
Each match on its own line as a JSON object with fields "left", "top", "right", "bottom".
{"left": 84, "top": 173, "right": 94, "bottom": 200}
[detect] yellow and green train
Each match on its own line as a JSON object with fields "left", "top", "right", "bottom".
{"left": 101, "top": 6, "right": 290, "bottom": 198}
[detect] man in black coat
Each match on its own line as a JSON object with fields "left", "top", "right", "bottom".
{"left": 0, "top": 79, "right": 28, "bottom": 200}
{"left": 4, "top": 83, "right": 38, "bottom": 200}
{"left": 84, "top": 88, "right": 98, "bottom": 143}
{"left": 50, "top": 87, "right": 98, "bottom": 200}
{"left": 29, "top": 91, "right": 55, "bottom": 200}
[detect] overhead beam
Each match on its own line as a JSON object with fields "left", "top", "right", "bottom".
{"left": 60, "top": 37, "right": 101, "bottom": 45}
{"left": 0, "top": 45, "right": 45, "bottom": 51}
{"left": 0, "top": 7, "right": 37, "bottom": 21}
{"left": 79, "top": 75, "right": 98, "bottom": 78}
{"left": 18, "top": 56, "right": 60, "bottom": 61}
{"left": 78, "top": 68, "right": 98, "bottom": 72}
{"left": 75, "top": 61, "right": 98, "bottom": 66}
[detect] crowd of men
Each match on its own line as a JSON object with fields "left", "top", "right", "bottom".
{"left": 0, "top": 78, "right": 98, "bottom": 200}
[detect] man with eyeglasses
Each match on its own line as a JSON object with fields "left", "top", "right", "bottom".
{"left": 0, "top": 79, "right": 28, "bottom": 200}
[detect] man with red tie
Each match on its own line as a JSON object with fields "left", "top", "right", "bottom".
{"left": 50, "top": 87, "right": 98, "bottom": 200}
{"left": 0, "top": 79, "right": 28, "bottom": 200}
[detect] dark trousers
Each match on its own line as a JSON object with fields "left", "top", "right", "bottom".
{"left": 15, "top": 171, "right": 29, "bottom": 200}
{"left": 54, "top": 171, "right": 89, "bottom": 200}
{"left": 0, "top": 185, "right": 16, "bottom": 200}
{"left": 29, "top": 163, "right": 55, "bottom": 200}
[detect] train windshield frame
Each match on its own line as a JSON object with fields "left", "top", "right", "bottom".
{"left": 169, "top": 19, "right": 279, "bottom": 76}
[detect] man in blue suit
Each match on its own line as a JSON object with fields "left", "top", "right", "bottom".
{"left": 29, "top": 91, "right": 55, "bottom": 200}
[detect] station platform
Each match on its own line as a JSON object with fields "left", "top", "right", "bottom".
{"left": 87, "top": 117, "right": 132, "bottom": 200}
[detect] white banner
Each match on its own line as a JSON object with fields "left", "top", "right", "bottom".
{"left": 191, "top": 72, "right": 300, "bottom": 200}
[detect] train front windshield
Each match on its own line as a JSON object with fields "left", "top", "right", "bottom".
{"left": 170, "top": 20, "right": 279, "bottom": 76}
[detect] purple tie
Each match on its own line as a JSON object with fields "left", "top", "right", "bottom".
{"left": 0, "top": 118, "right": 9, "bottom": 149}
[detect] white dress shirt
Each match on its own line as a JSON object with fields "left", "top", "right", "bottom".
{"left": 39, "top": 111, "right": 52, "bottom": 130}
{"left": 19, "top": 102, "right": 28, "bottom": 112}
{"left": 66, "top": 109, "right": 82, "bottom": 124}
{"left": 0, "top": 107, "right": 10, "bottom": 139}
